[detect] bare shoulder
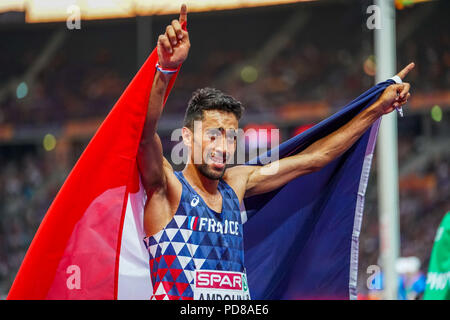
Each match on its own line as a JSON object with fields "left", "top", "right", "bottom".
{"left": 223, "top": 165, "right": 257, "bottom": 203}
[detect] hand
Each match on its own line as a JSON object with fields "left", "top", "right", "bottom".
{"left": 157, "top": 4, "right": 190, "bottom": 70}
{"left": 376, "top": 62, "right": 414, "bottom": 115}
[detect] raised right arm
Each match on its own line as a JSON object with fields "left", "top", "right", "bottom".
{"left": 137, "top": 4, "right": 190, "bottom": 236}
{"left": 137, "top": 71, "right": 174, "bottom": 192}
{"left": 137, "top": 4, "right": 189, "bottom": 193}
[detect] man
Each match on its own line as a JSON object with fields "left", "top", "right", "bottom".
{"left": 137, "top": 4, "right": 414, "bottom": 300}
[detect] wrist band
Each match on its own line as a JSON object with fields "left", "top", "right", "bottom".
{"left": 390, "top": 75, "right": 402, "bottom": 84}
{"left": 156, "top": 62, "right": 178, "bottom": 74}
{"left": 389, "top": 75, "right": 404, "bottom": 117}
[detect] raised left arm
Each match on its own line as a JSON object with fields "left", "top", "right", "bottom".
{"left": 238, "top": 63, "right": 414, "bottom": 198}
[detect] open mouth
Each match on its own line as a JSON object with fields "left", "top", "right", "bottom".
{"left": 209, "top": 153, "right": 227, "bottom": 169}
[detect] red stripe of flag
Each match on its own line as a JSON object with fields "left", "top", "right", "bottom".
{"left": 7, "top": 45, "right": 182, "bottom": 299}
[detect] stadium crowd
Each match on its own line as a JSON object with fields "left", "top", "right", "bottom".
{"left": 357, "top": 138, "right": 449, "bottom": 298}
{"left": 1, "top": 1, "right": 448, "bottom": 126}
{"left": 0, "top": 149, "right": 68, "bottom": 298}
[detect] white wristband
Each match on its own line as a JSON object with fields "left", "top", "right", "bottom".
{"left": 390, "top": 75, "right": 402, "bottom": 84}
{"left": 389, "top": 75, "right": 404, "bottom": 117}
{"left": 155, "top": 62, "right": 178, "bottom": 74}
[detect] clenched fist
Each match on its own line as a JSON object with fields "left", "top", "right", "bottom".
{"left": 157, "top": 4, "right": 190, "bottom": 70}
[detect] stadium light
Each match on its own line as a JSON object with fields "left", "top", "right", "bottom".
{"left": 0, "top": 0, "right": 316, "bottom": 23}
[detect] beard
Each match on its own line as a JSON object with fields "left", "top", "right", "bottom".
{"left": 196, "top": 163, "right": 226, "bottom": 180}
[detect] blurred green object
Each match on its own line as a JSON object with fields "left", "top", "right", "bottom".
{"left": 424, "top": 212, "right": 450, "bottom": 300}
{"left": 431, "top": 105, "right": 442, "bottom": 122}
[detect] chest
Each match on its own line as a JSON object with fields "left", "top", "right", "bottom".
{"left": 183, "top": 188, "right": 240, "bottom": 225}
{"left": 198, "top": 192, "right": 222, "bottom": 213}
{"left": 188, "top": 186, "right": 223, "bottom": 214}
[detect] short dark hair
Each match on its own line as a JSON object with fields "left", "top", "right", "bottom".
{"left": 183, "top": 87, "right": 244, "bottom": 129}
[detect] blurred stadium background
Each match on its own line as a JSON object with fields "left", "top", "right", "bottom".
{"left": 0, "top": 0, "right": 448, "bottom": 299}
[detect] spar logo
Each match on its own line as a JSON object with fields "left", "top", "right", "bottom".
{"left": 196, "top": 270, "right": 243, "bottom": 290}
{"left": 194, "top": 270, "right": 251, "bottom": 300}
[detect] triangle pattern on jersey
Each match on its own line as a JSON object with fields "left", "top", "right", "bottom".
{"left": 206, "top": 247, "right": 219, "bottom": 260}
{"left": 175, "top": 282, "right": 190, "bottom": 296}
{"left": 164, "top": 243, "right": 176, "bottom": 256}
{"left": 157, "top": 268, "right": 168, "bottom": 280}
{"left": 193, "top": 244, "right": 211, "bottom": 259}
{"left": 148, "top": 244, "right": 158, "bottom": 258}
{"left": 154, "top": 282, "right": 166, "bottom": 295}
{"left": 171, "top": 242, "right": 185, "bottom": 255}
{"left": 159, "top": 230, "right": 169, "bottom": 243}
{"left": 169, "top": 268, "right": 183, "bottom": 282}
{"left": 155, "top": 245, "right": 162, "bottom": 258}
{"left": 145, "top": 236, "right": 156, "bottom": 247}
{"left": 152, "top": 230, "right": 163, "bottom": 243}
{"left": 163, "top": 254, "right": 177, "bottom": 268}
{"left": 159, "top": 241, "right": 169, "bottom": 255}
{"left": 207, "top": 232, "right": 219, "bottom": 246}
{"left": 193, "top": 258, "right": 206, "bottom": 269}
{"left": 200, "top": 259, "right": 217, "bottom": 270}
{"left": 169, "top": 257, "right": 183, "bottom": 270}
{"left": 188, "top": 243, "right": 199, "bottom": 256}
{"left": 167, "top": 283, "right": 180, "bottom": 297}
{"left": 178, "top": 256, "right": 192, "bottom": 269}
{"left": 171, "top": 230, "right": 185, "bottom": 244}
{"left": 178, "top": 244, "right": 192, "bottom": 258}
{"left": 200, "top": 233, "right": 213, "bottom": 246}
{"left": 166, "top": 219, "right": 179, "bottom": 229}
{"left": 176, "top": 270, "right": 189, "bottom": 284}
{"left": 187, "top": 229, "right": 204, "bottom": 244}
{"left": 220, "top": 248, "right": 231, "bottom": 261}
{"left": 173, "top": 215, "right": 187, "bottom": 228}
{"left": 158, "top": 257, "right": 168, "bottom": 269}
{"left": 165, "top": 228, "right": 178, "bottom": 241}
{"left": 182, "top": 285, "right": 194, "bottom": 297}
{"left": 163, "top": 269, "right": 174, "bottom": 282}
{"left": 161, "top": 281, "right": 174, "bottom": 294}
{"left": 179, "top": 229, "right": 192, "bottom": 243}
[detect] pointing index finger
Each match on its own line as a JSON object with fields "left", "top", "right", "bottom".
{"left": 179, "top": 3, "right": 187, "bottom": 24}
{"left": 396, "top": 62, "right": 415, "bottom": 80}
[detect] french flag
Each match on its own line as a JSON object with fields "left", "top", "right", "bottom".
{"left": 188, "top": 216, "right": 199, "bottom": 231}
{"left": 7, "top": 45, "right": 180, "bottom": 300}
{"left": 7, "top": 40, "right": 395, "bottom": 299}
{"left": 242, "top": 79, "right": 396, "bottom": 300}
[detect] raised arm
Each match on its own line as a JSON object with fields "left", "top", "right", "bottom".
{"left": 137, "top": 4, "right": 190, "bottom": 193}
{"left": 138, "top": 4, "right": 190, "bottom": 236}
{"left": 230, "top": 63, "right": 415, "bottom": 199}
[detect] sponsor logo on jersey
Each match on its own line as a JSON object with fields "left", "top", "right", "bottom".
{"left": 190, "top": 195, "right": 200, "bottom": 207}
{"left": 196, "top": 270, "right": 243, "bottom": 290}
{"left": 194, "top": 270, "right": 251, "bottom": 300}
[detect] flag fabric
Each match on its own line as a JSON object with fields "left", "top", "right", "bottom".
{"left": 423, "top": 212, "right": 450, "bottom": 300}
{"left": 241, "top": 79, "right": 396, "bottom": 300}
{"left": 7, "top": 41, "right": 397, "bottom": 299}
{"left": 7, "top": 47, "right": 181, "bottom": 300}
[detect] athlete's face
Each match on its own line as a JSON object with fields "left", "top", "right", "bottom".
{"left": 184, "top": 110, "right": 238, "bottom": 180}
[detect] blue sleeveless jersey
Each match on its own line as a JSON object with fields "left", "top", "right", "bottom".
{"left": 143, "top": 171, "right": 250, "bottom": 300}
